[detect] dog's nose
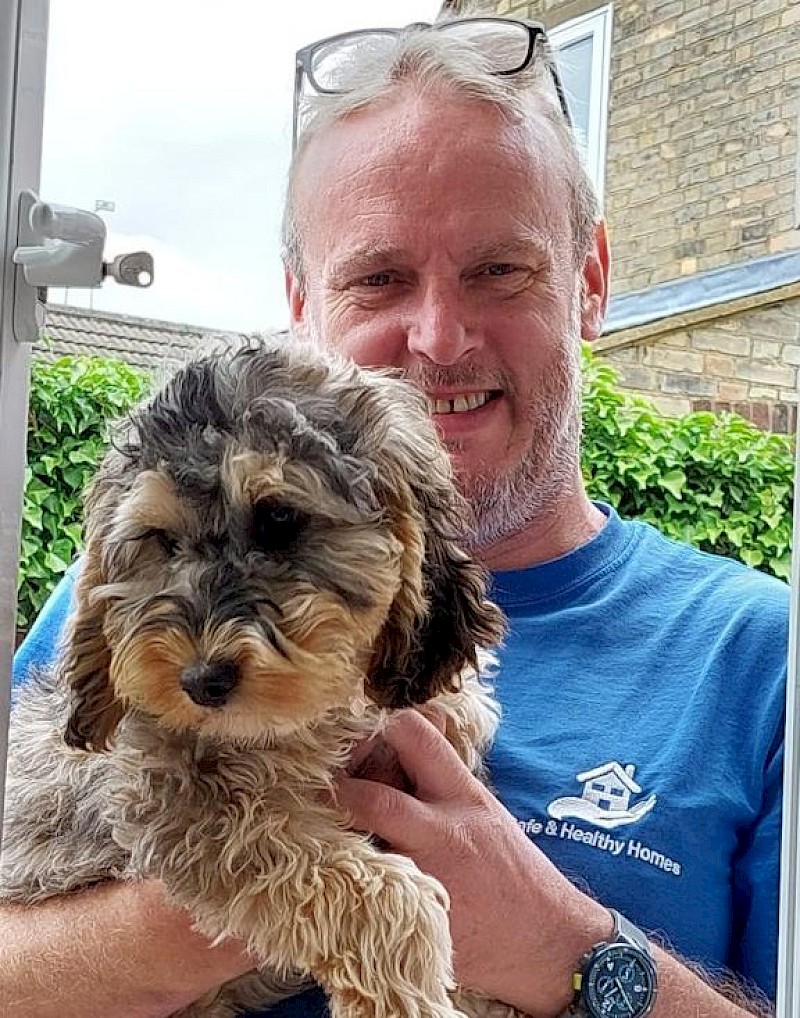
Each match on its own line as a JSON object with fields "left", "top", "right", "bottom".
{"left": 180, "top": 659, "right": 240, "bottom": 708}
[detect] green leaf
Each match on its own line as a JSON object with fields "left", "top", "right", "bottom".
{"left": 660, "top": 469, "right": 687, "bottom": 500}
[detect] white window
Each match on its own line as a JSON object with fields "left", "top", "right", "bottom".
{"left": 551, "top": 5, "right": 613, "bottom": 201}
{"left": 795, "top": 106, "right": 800, "bottom": 229}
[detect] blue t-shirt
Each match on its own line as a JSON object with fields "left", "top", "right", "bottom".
{"left": 13, "top": 505, "right": 787, "bottom": 1014}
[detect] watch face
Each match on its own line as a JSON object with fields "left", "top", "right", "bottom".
{"left": 583, "top": 944, "right": 656, "bottom": 1018}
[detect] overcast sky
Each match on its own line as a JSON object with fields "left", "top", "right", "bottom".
{"left": 41, "top": 1, "right": 441, "bottom": 332}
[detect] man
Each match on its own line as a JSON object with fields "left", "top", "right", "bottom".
{"left": 4, "top": 18, "right": 786, "bottom": 1018}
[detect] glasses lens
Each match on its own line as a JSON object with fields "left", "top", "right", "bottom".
{"left": 439, "top": 18, "right": 533, "bottom": 74}
{"left": 308, "top": 30, "right": 399, "bottom": 94}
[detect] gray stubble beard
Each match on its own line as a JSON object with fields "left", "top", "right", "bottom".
{"left": 457, "top": 347, "right": 583, "bottom": 555}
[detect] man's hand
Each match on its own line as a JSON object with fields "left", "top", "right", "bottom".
{"left": 334, "top": 709, "right": 613, "bottom": 1018}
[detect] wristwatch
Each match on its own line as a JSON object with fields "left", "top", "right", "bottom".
{"left": 569, "top": 909, "right": 657, "bottom": 1018}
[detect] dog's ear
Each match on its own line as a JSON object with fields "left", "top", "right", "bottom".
{"left": 62, "top": 533, "right": 124, "bottom": 752}
{"left": 62, "top": 454, "right": 130, "bottom": 752}
{"left": 366, "top": 453, "right": 506, "bottom": 709}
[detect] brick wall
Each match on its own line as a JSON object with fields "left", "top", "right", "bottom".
{"left": 597, "top": 292, "right": 800, "bottom": 430}
{"left": 445, "top": 0, "right": 799, "bottom": 295}
{"left": 607, "top": 0, "right": 798, "bottom": 294}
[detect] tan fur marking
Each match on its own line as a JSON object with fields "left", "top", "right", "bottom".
{"left": 225, "top": 449, "right": 287, "bottom": 505}
{"left": 123, "top": 469, "right": 190, "bottom": 534}
{"left": 224, "top": 447, "right": 371, "bottom": 526}
{"left": 108, "top": 587, "right": 396, "bottom": 740}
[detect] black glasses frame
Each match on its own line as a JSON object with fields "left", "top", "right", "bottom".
{"left": 292, "top": 17, "right": 572, "bottom": 149}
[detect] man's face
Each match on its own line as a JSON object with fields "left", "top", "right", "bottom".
{"left": 288, "top": 93, "right": 607, "bottom": 547}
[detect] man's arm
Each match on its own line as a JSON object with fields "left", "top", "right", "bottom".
{"left": 334, "top": 710, "right": 774, "bottom": 1018}
{"left": 652, "top": 949, "right": 773, "bottom": 1018}
{"left": 0, "top": 879, "right": 254, "bottom": 1018}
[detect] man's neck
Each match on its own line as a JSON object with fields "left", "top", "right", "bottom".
{"left": 477, "top": 493, "right": 607, "bottom": 573}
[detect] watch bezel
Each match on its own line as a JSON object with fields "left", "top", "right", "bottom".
{"left": 580, "top": 941, "right": 658, "bottom": 1018}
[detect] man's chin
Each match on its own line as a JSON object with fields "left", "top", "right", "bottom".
{"left": 446, "top": 445, "right": 499, "bottom": 490}
{"left": 457, "top": 448, "right": 579, "bottom": 553}
{"left": 450, "top": 447, "right": 514, "bottom": 498}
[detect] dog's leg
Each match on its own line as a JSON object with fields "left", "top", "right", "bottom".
{"left": 309, "top": 852, "right": 464, "bottom": 1018}
{"left": 185, "top": 843, "right": 466, "bottom": 1018}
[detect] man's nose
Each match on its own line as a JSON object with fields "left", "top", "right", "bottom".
{"left": 406, "top": 285, "right": 479, "bottom": 365}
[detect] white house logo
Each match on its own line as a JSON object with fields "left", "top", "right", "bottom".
{"left": 547, "top": 761, "right": 657, "bottom": 830}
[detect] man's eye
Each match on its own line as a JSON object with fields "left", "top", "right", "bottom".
{"left": 252, "top": 501, "right": 306, "bottom": 553}
{"left": 361, "top": 272, "right": 394, "bottom": 287}
{"left": 484, "top": 263, "right": 516, "bottom": 277}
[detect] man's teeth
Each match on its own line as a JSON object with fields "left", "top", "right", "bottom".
{"left": 428, "top": 392, "right": 491, "bottom": 415}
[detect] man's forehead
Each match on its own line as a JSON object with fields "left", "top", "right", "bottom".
{"left": 296, "top": 90, "right": 561, "bottom": 191}
{"left": 294, "top": 92, "right": 570, "bottom": 254}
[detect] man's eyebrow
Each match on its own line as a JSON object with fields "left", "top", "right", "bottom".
{"left": 327, "top": 246, "right": 409, "bottom": 283}
{"left": 463, "top": 234, "right": 554, "bottom": 264}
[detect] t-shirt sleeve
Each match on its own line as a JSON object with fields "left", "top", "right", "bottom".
{"left": 729, "top": 693, "right": 784, "bottom": 1000}
{"left": 12, "top": 561, "right": 79, "bottom": 688}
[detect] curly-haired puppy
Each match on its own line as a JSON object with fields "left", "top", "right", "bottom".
{"left": 1, "top": 339, "right": 511, "bottom": 1018}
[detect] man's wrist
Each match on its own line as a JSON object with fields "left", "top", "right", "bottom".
{"left": 544, "top": 904, "right": 616, "bottom": 1018}
{"left": 566, "top": 909, "right": 658, "bottom": 1018}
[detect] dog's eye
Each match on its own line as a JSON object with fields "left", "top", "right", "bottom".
{"left": 143, "top": 528, "right": 180, "bottom": 557}
{"left": 252, "top": 501, "right": 305, "bottom": 553}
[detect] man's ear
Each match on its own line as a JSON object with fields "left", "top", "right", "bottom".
{"left": 284, "top": 265, "right": 308, "bottom": 338}
{"left": 580, "top": 220, "right": 610, "bottom": 343}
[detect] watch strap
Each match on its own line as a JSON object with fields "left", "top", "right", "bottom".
{"left": 611, "top": 908, "right": 650, "bottom": 954}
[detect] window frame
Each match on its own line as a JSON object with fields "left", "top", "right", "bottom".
{"left": 550, "top": 4, "right": 613, "bottom": 202}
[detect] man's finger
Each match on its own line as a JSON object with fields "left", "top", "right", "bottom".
{"left": 416, "top": 702, "right": 448, "bottom": 736}
{"left": 333, "top": 774, "right": 432, "bottom": 853}
{"left": 379, "top": 709, "right": 473, "bottom": 801}
{"left": 345, "top": 737, "right": 412, "bottom": 792}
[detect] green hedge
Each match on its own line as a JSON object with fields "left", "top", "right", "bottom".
{"left": 581, "top": 348, "right": 793, "bottom": 582}
{"left": 15, "top": 349, "right": 795, "bottom": 631}
{"left": 18, "top": 356, "right": 150, "bottom": 629}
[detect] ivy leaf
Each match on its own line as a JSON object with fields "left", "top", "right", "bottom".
{"left": 660, "top": 469, "right": 687, "bottom": 500}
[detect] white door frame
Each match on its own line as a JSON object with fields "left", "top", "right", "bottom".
{"left": 0, "top": 0, "right": 48, "bottom": 849}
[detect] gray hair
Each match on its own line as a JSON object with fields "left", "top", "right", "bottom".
{"left": 282, "top": 22, "right": 601, "bottom": 289}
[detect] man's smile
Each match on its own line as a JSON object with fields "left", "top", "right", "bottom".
{"left": 425, "top": 390, "right": 502, "bottom": 416}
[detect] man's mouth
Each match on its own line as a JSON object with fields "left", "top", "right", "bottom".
{"left": 425, "top": 391, "right": 499, "bottom": 415}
